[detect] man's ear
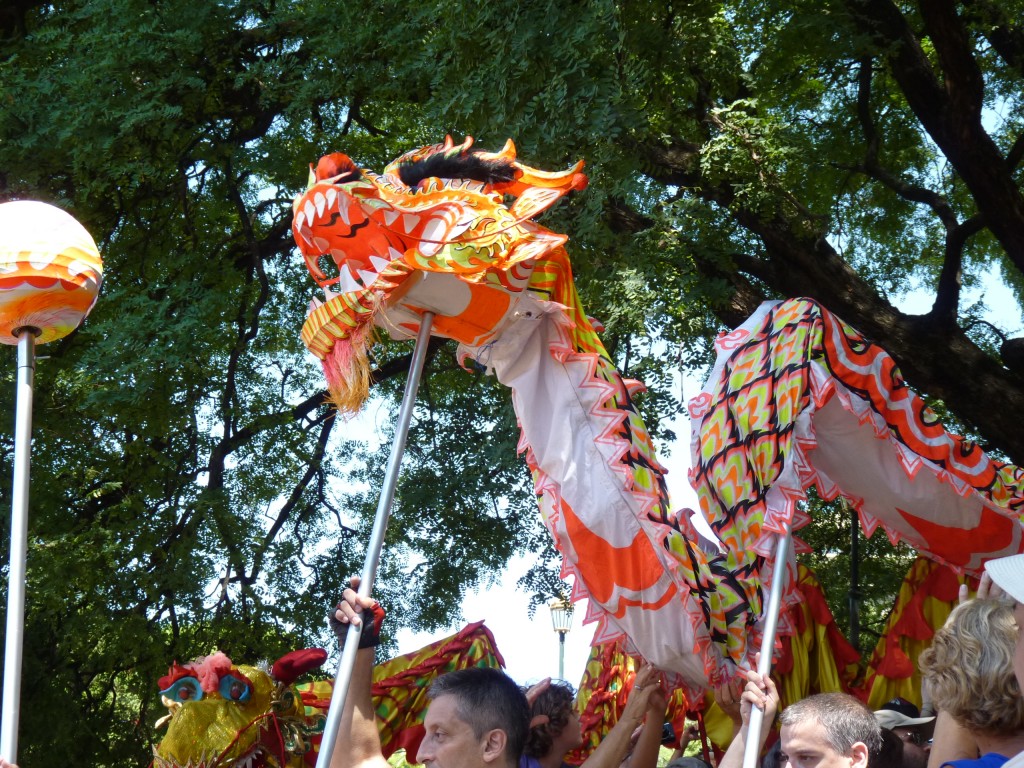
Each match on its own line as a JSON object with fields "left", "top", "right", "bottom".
{"left": 481, "top": 729, "right": 508, "bottom": 764}
{"left": 848, "top": 741, "right": 870, "bottom": 768}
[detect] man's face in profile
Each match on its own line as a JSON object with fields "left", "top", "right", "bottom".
{"left": 780, "top": 719, "right": 869, "bottom": 768}
{"left": 417, "top": 695, "right": 497, "bottom": 768}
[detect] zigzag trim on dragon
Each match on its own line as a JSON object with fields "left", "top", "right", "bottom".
{"left": 291, "top": 138, "right": 750, "bottom": 697}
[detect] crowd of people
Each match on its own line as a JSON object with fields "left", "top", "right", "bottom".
{"left": 2, "top": 554, "right": 1021, "bottom": 768}
{"left": 326, "top": 551, "right": 1024, "bottom": 768}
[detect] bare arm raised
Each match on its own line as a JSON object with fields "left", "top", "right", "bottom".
{"left": 329, "top": 577, "right": 390, "bottom": 768}
{"left": 581, "top": 665, "right": 667, "bottom": 768}
{"left": 619, "top": 679, "right": 670, "bottom": 768}
{"left": 718, "top": 666, "right": 780, "bottom": 768}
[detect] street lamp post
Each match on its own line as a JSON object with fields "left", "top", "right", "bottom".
{"left": 0, "top": 201, "right": 103, "bottom": 764}
{"left": 549, "top": 598, "right": 573, "bottom": 680}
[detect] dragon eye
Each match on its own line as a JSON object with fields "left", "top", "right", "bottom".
{"left": 161, "top": 676, "right": 203, "bottom": 703}
{"left": 219, "top": 673, "right": 253, "bottom": 703}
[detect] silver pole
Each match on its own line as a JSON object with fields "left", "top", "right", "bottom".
{"left": 558, "top": 632, "right": 565, "bottom": 680}
{"left": 1, "top": 329, "right": 37, "bottom": 763}
{"left": 742, "top": 526, "right": 792, "bottom": 768}
{"left": 316, "top": 311, "right": 435, "bottom": 768}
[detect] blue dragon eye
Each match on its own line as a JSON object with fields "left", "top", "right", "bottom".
{"left": 160, "top": 676, "right": 203, "bottom": 703}
{"left": 219, "top": 673, "right": 252, "bottom": 703}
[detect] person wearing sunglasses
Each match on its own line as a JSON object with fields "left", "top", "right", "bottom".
{"left": 874, "top": 697, "right": 934, "bottom": 768}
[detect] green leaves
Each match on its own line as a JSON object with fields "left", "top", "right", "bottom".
{"left": 2, "top": 0, "right": 1024, "bottom": 763}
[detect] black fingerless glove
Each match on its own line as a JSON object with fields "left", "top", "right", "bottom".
{"left": 329, "top": 600, "right": 386, "bottom": 649}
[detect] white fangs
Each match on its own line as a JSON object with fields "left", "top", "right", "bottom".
{"left": 336, "top": 269, "right": 362, "bottom": 294}
{"left": 369, "top": 254, "right": 391, "bottom": 272}
{"left": 314, "top": 191, "right": 327, "bottom": 217}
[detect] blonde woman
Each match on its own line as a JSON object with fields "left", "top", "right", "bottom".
{"left": 919, "top": 598, "right": 1024, "bottom": 768}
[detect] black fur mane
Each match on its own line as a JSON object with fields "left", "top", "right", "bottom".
{"left": 397, "top": 153, "right": 517, "bottom": 188}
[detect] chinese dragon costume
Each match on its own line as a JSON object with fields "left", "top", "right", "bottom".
{"left": 290, "top": 139, "right": 1024, "bottom": 702}
{"left": 291, "top": 137, "right": 743, "bottom": 697}
{"left": 153, "top": 622, "right": 504, "bottom": 768}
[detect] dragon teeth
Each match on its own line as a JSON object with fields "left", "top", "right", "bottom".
{"left": 337, "top": 270, "right": 362, "bottom": 293}
{"left": 314, "top": 191, "right": 327, "bottom": 217}
{"left": 303, "top": 200, "right": 316, "bottom": 222}
{"left": 326, "top": 187, "right": 337, "bottom": 210}
{"left": 369, "top": 254, "right": 391, "bottom": 272}
{"left": 295, "top": 226, "right": 313, "bottom": 247}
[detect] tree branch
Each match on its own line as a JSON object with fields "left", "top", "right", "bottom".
{"left": 932, "top": 214, "right": 985, "bottom": 322}
{"left": 918, "top": 0, "right": 985, "bottom": 120}
{"left": 844, "top": 0, "right": 1024, "bottom": 273}
{"left": 961, "top": 0, "right": 1024, "bottom": 75}
{"left": 249, "top": 413, "right": 336, "bottom": 583}
{"left": 638, "top": 134, "right": 1024, "bottom": 462}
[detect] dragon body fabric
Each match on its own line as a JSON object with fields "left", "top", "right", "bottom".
{"left": 687, "top": 298, "right": 1024, "bottom": 670}
{"left": 153, "top": 622, "right": 503, "bottom": 768}
{"left": 292, "top": 137, "right": 737, "bottom": 695}
{"left": 567, "top": 563, "right": 858, "bottom": 764}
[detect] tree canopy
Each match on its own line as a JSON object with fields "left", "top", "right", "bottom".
{"left": 1, "top": 0, "right": 1023, "bottom": 764}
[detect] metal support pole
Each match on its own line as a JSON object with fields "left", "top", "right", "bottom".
{"left": 2, "top": 329, "right": 37, "bottom": 763}
{"left": 316, "top": 311, "right": 435, "bottom": 768}
{"left": 558, "top": 632, "right": 566, "bottom": 680}
{"left": 742, "top": 526, "right": 792, "bottom": 768}
{"left": 849, "top": 504, "right": 860, "bottom": 650}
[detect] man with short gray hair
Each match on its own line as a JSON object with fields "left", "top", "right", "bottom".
{"left": 779, "top": 692, "right": 882, "bottom": 768}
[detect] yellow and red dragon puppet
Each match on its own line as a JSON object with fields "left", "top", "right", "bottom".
{"left": 291, "top": 137, "right": 749, "bottom": 699}
{"left": 686, "top": 298, "right": 1024, "bottom": 686}
{"left": 152, "top": 622, "right": 505, "bottom": 768}
{"left": 291, "top": 137, "right": 1024, "bottom": 708}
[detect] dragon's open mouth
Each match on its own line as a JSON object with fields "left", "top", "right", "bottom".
{"left": 292, "top": 179, "right": 410, "bottom": 299}
{"left": 291, "top": 136, "right": 587, "bottom": 412}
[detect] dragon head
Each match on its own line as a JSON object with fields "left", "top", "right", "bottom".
{"left": 292, "top": 136, "right": 587, "bottom": 411}
{"left": 153, "top": 648, "right": 329, "bottom": 768}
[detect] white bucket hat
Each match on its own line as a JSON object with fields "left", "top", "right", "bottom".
{"left": 985, "top": 553, "right": 1024, "bottom": 604}
{"left": 874, "top": 709, "right": 935, "bottom": 730}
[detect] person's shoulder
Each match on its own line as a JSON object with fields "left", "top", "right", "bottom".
{"left": 944, "top": 754, "right": 1014, "bottom": 768}
{"left": 995, "top": 752, "right": 1024, "bottom": 768}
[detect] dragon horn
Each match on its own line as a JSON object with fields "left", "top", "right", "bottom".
{"left": 475, "top": 138, "right": 518, "bottom": 163}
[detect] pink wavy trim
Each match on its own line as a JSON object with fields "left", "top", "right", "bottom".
{"left": 519, "top": 314, "right": 722, "bottom": 695}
